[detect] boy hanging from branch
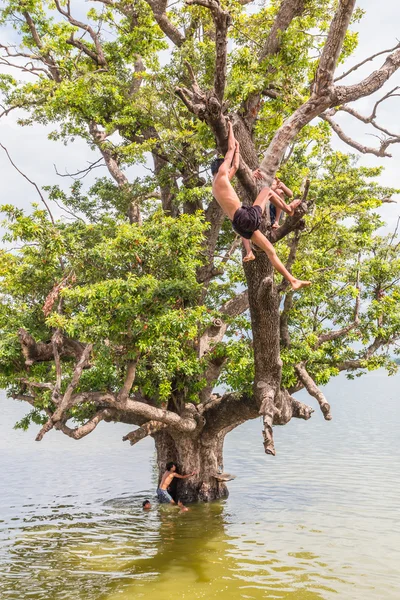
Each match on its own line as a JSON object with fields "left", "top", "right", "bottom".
{"left": 211, "top": 122, "right": 311, "bottom": 291}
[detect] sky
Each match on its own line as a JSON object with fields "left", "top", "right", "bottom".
{"left": 0, "top": 0, "right": 399, "bottom": 230}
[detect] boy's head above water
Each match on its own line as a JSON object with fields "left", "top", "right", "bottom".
{"left": 142, "top": 500, "right": 151, "bottom": 510}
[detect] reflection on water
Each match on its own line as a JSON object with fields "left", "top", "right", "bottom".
{"left": 0, "top": 372, "right": 400, "bottom": 599}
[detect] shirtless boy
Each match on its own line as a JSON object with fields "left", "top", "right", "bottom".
{"left": 271, "top": 177, "right": 294, "bottom": 229}
{"left": 157, "top": 462, "right": 196, "bottom": 510}
{"left": 211, "top": 122, "right": 311, "bottom": 291}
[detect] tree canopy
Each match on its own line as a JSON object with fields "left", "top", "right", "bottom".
{"left": 0, "top": 0, "right": 399, "bottom": 498}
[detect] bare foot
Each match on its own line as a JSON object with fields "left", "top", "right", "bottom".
{"left": 177, "top": 501, "right": 188, "bottom": 512}
{"left": 291, "top": 279, "right": 311, "bottom": 291}
{"left": 271, "top": 222, "right": 279, "bottom": 230}
{"left": 287, "top": 198, "right": 302, "bottom": 216}
{"left": 243, "top": 251, "right": 255, "bottom": 262}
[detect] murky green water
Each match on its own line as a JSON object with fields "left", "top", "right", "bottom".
{"left": 1, "top": 371, "right": 399, "bottom": 599}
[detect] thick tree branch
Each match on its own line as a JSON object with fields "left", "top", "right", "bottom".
{"left": 186, "top": 0, "right": 231, "bottom": 102}
{"left": 335, "top": 42, "right": 400, "bottom": 82}
{"left": 122, "top": 420, "right": 167, "bottom": 445}
{"left": 295, "top": 362, "right": 332, "bottom": 420}
{"left": 279, "top": 290, "right": 294, "bottom": 348}
{"left": 18, "top": 329, "right": 86, "bottom": 367}
{"left": 203, "top": 388, "right": 314, "bottom": 442}
{"left": 145, "top": 0, "right": 185, "bottom": 47}
{"left": 335, "top": 48, "right": 400, "bottom": 105}
{"left": 242, "top": 0, "right": 307, "bottom": 127}
{"left": 336, "top": 337, "right": 384, "bottom": 371}
{"left": 88, "top": 121, "right": 141, "bottom": 224}
{"left": 199, "top": 289, "right": 249, "bottom": 358}
{"left": 117, "top": 358, "right": 140, "bottom": 402}
{"left": 313, "top": 0, "right": 356, "bottom": 96}
{"left": 57, "top": 409, "right": 112, "bottom": 439}
{"left": 198, "top": 289, "right": 249, "bottom": 402}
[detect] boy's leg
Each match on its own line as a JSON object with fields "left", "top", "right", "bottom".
{"left": 256, "top": 188, "right": 301, "bottom": 217}
{"left": 252, "top": 186, "right": 272, "bottom": 214}
{"left": 272, "top": 207, "right": 282, "bottom": 229}
{"left": 242, "top": 237, "right": 255, "bottom": 262}
{"left": 250, "top": 230, "right": 311, "bottom": 291}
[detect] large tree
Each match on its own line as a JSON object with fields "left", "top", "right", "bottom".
{"left": 0, "top": 0, "right": 399, "bottom": 502}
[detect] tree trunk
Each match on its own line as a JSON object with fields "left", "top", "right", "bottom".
{"left": 153, "top": 429, "right": 229, "bottom": 503}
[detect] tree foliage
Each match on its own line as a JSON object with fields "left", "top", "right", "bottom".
{"left": 0, "top": 0, "right": 399, "bottom": 475}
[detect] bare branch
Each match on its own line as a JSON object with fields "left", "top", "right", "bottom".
{"left": 336, "top": 337, "right": 384, "bottom": 371}
{"left": 66, "top": 34, "right": 104, "bottom": 66}
{"left": 20, "top": 378, "right": 54, "bottom": 391}
{"left": 0, "top": 143, "right": 56, "bottom": 225}
{"left": 330, "top": 86, "right": 400, "bottom": 139}
{"left": 335, "top": 42, "right": 400, "bottom": 82}
{"left": 53, "top": 0, "right": 107, "bottom": 66}
{"left": 54, "top": 157, "right": 105, "bottom": 180}
{"left": 295, "top": 362, "right": 332, "bottom": 420}
{"left": 22, "top": 11, "right": 62, "bottom": 81}
{"left": 320, "top": 113, "right": 399, "bottom": 157}
{"left": 35, "top": 344, "right": 93, "bottom": 441}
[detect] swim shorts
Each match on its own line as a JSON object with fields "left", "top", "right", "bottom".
{"left": 231, "top": 205, "right": 262, "bottom": 239}
{"left": 157, "top": 488, "right": 173, "bottom": 504}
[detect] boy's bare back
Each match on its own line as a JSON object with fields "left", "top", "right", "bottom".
{"left": 212, "top": 169, "right": 241, "bottom": 221}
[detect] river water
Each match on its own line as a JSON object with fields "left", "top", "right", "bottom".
{"left": 0, "top": 370, "right": 399, "bottom": 600}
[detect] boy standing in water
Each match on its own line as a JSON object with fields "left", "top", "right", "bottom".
{"left": 211, "top": 122, "right": 310, "bottom": 291}
{"left": 157, "top": 462, "right": 196, "bottom": 511}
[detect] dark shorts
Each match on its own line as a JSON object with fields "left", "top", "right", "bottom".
{"left": 157, "top": 488, "right": 173, "bottom": 504}
{"left": 231, "top": 205, "right": 262, "bottom": 239}
{"left": 270, "top": 204, "right": 276, "bottom": 224}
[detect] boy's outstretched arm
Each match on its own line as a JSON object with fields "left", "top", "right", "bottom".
{"left": 174, "top": 471, "right": 197, "bottom": 479}
{"left": 222, "top": 121, "right": 236, "bottom": 170}
{"left": 229, "top": 140, "right": 240, "bottom": 180}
